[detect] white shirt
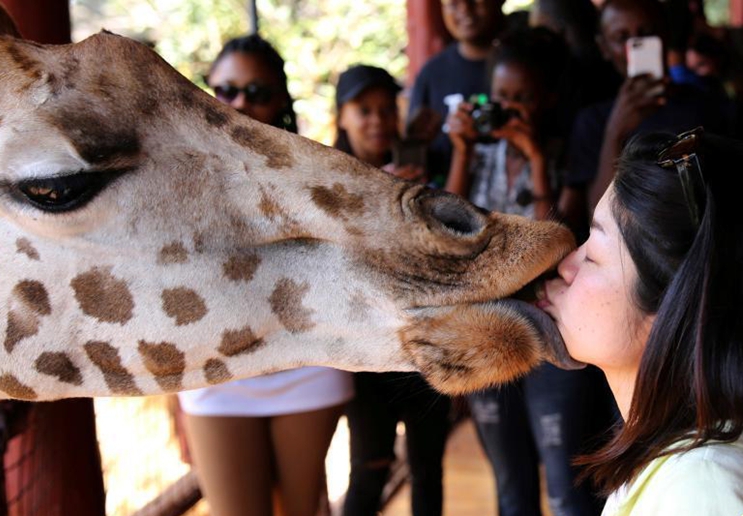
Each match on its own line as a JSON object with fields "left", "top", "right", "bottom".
{"left": 178, "top": 366, "right": 354, "bottom": 417}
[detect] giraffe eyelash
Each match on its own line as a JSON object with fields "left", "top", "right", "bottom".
{"left": 14, "top": 170, "right": 126, "bottom": 213}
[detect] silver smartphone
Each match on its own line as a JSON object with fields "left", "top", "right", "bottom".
{"left": 626, "top": 35, "right": 664, "bottom": 79}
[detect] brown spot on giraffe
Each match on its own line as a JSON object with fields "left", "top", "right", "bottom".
{"left": 0, "top": 374, "right": 37, "bottom": 400}
{"left": 71, "top": 268, "right": 135, "bottom": 324}
{"left": 204, "top": 105, "right": 229, "bottom": 128}
{"left": 269, "top": 278, "right": 316, "bottom": 333}
{"left": 15, "top": 238, "right": 39, "bottom": 260}
{"left": 223, "top": 253, "right": 261, "bottom": 283}
{"left": 84, "top": 341, "right": 142, "bottom": 395}
{"left": 204, "top": 358, "right": 232, "bottom": 384}
{"left": 35, "top": 352, "right": 83, "bottom": 385}
{"left": 138, "top": 341, "right": 185, "bottom": 392}
{"left": 347, "top": 291, "right": 372, "bottom": 322}
{"left": 259, "top": 190, "right": 284, "bottom": 220}
{"left": 7, "top": 44, "right": 41, "bottom": 81}
{"left": 192, "top": 232, "right": 206, "bottom": 254}
{"left": 61, "top": 55, "right": 80, "bottom": 89}
{"left": 230, "top": 125, "right": 294, "bottom": 169}
{"left": 161, "top": 287, "right": 207, "bottom": 326}
{"left": 47, "top": 107, "right": 141, "bottom": 166}
{"left": 218, "top": 325, "right": 265, "bottom": 357}
{"left": 158, "top": 242, "right": 189, "bottom": 265}
{"left": 310, "top": 184, "right": 365, "bottom": 220}
{"left": 13, "top": 280, "right": 51, "bottom": 316}
{"left": 345, "top": 226, "right": 365, "bottom": 238}
{"left": 4, "top": 310, "right": 39, "bottom": 353}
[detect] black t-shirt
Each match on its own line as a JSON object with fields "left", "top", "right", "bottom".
{"left": 567, "top": 83, "right": 738, "bottom": 187}
{"left": 407, "top": 44, "right": 490, "bottom": 187}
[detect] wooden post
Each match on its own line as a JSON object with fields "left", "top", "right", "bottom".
{"left": 732, "top": 0, "right": 743, "bottom": 27}
{"left": 0, "top": 0, "right": 70, "bottom": 43}
{"left": 405, "top": 0, "right": 452, "bottom": 87}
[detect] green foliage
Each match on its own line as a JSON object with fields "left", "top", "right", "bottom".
{"left": 257, "top": 0, "right": 407, "bottom": 143}
{"left": 705, "top": 0, "right": 730, "bottom": 26}
{"left": 72, "top": 0, "right": 407, "bottom": 144}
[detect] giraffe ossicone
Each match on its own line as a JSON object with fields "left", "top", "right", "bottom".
{"left": 0, "top": 31, "right": 580, "bottom": 401}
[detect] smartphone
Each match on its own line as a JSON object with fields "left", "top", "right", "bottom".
{"left": 393, "top": 139, "right": 428, "bottom": 168}
{"left": 626, "top": 36, "right": 664, "bottom": 79}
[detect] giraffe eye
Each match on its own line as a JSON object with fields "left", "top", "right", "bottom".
{"left": 17, "top": 172, "right": 120, "bottom": 213}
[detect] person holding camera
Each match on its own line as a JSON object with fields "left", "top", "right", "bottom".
{"left": 445, "top": 27, "right": 606, "bottom": 516}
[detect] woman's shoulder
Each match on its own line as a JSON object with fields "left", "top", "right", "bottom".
{"left": 604, "top": 434, "right": 743, "bottom": 516}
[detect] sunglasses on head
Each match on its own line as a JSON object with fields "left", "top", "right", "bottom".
{"left": 657, "top": 126, "right": 707, "bottom": 228}
{"left": 211, "top": 83, "right": 275, "bottom": 105}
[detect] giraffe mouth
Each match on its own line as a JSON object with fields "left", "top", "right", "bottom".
{"left": 399, "top": 298, "right": 584, "bottom": 395}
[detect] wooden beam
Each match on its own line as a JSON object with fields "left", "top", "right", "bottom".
{"left": 0, "top": 0, "right": 70, "bottom": 43}
{"left": 405, "top": 0, "right": 452, "bottom": 87}
{"left": 732, "top": 0, "right": 743, "bottom": 27}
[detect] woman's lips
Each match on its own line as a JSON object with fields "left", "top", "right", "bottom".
{"left": 534, "top": 282, "right": 551, "bottom": 310}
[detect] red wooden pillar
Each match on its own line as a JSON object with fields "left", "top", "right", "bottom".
{"left": 405, "top": 0, "right": 452, "bottom": 87}
{"left": 0, "top": 0, "right": 70, "bottom": 43}
{"left": 732, "top": 0, "right": 743, "bottom": 27}
{"left": 0, "top": 6, "right": 104, "bottom": 515}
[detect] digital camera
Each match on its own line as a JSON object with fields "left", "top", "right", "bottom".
{"left": 469, "top": 94, "right": 518, "bottom": 138}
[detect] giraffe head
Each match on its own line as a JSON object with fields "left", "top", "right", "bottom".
{"left": 0, "top": 31, "right": 579, "bottom": 401}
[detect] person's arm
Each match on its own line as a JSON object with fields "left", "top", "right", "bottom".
{"left": 588, "top": 75, "right": 666, "bottom": 211}
{"left": 492, "top": 114, "right": 553, "bottom": 220}
{"left": 527, "top": 151, "right": 552, "bottom": 220}
{"left": 444, "top": 102, "right": 477, "bottom": 197}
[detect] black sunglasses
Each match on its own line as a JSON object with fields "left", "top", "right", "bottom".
{"left": 657, "top": 126, "right": 707, "bottom": 228}
{"left": 211, "top": 83, "right": 275, "bottom": 105}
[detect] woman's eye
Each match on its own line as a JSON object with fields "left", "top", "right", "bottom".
{"left": 16, "top": 171, "right": 120, "bottom": 213}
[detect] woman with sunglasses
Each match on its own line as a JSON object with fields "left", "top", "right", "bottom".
{"left": 176, "top": 34, "right": 353, "bottom": 516}
{"left": 206, "top": 34, "right": 297, "bottom": 132}
{"left": 539, "top": 127, "right": 743, "bottom": 515}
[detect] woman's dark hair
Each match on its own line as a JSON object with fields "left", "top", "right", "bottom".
{"left": 488, "top": 25, "right": 569, "bottom": 94}
{"left": 210, "top": 34, "right": 298, "bottom": 133}
{"left": 576, "top": 130, "right": 743, "bottom": 493}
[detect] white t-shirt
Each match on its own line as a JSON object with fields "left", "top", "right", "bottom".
{"left": 602, "top": 432, "right": 743, "bottom": 516}
{"left": 177, "top": 366, "right": 354, "bottom": 417}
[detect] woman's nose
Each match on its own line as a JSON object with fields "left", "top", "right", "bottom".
{"left": 231, "top": 92, "right": 248, "bottom": 111}
{"left": 556, "top": 245, "right": 583, "bottom": 284}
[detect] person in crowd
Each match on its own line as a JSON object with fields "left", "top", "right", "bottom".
{"left": 333, "top": 63, "right": 451, "bottom": 516}
{"left": 176, "top": 34, "right": 354, "bottom": 516}
{"left": 444, "top": 27, "right": 607, "bottom": 516}
{"left": 528, "top": 0, "right": 622, "bottom": 135}
{"left": 561, "top": 0, "right": 737, "bottom": 242}
{"left": 540, "top": 126, "right": 743, "bottom": 515}
{"left": 407, "top": 0, "right": 507, "bottom": 188}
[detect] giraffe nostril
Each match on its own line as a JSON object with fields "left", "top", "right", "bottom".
{"left": 419, "top": 191, "right": 486, "bottom": 236}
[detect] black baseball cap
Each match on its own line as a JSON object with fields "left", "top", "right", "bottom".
{"left": 335, "top": 64, "right": 402, "bottom": 107}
